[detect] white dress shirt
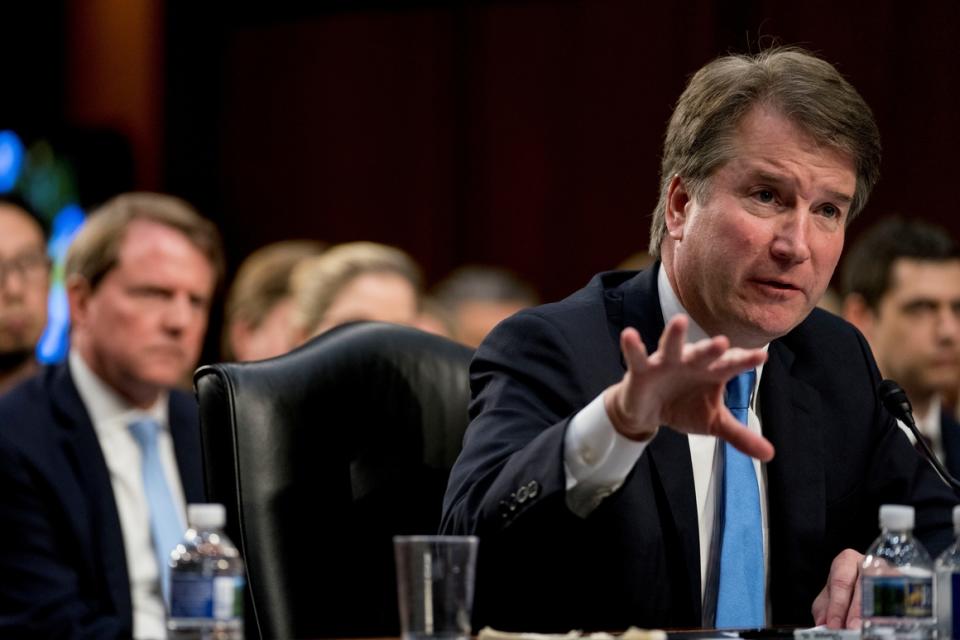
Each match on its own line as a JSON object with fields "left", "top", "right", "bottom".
{"left": 70, "top": 351, "right": 187, "bottom": 640}
{"left": 562, "top": 265, "right": 769, "bottom": 611}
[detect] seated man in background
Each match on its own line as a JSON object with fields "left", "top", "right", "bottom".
{"left": 0, "top": 193, "right": 224, "bottom": 639}
{"left": 222, "top": 239, "right": 325, "bottom": 361}
{"left": 432, "top": 265, "right": 539, "bottom": 348}
{"left": 842, "top": 217, "right": 960, "bottom": 473}
{"left": 291, "top": 241, "right": 422, "bottom": 342}
{"left": 442, "top": 48, "right": 957, "bottom": 632}
{"left": 0, "top": 196, "right": 50, "bottom": 395}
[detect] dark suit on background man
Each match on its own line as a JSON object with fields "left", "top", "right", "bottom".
{"left": 0, "top": 364, "right": 204, "bottom": 638}
{"left": 941, "top": 411, "right": 960, "bottom": 479}
{"left": 442, "top": 266, "right": 957, "bottom": 630}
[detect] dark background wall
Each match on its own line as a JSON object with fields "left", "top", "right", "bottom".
{"left": 8, "top": 0, "right": 960, "bottom": 305}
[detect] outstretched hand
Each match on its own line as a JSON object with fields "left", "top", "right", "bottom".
{"left": 603, "top": 315, "right": 774, "bottom": 461}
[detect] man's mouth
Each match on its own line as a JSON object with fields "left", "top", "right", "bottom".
{"left": 754, "top": 279, "right": 799, "bottom": 290}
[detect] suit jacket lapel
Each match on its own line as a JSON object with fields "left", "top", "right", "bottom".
{"left": 760, "top": 339, "right": 825, "bottom": 624}
{"left": 618, "top": 265, "right": 702, "bottom": 621}
{"left": 49, "top": 364, "right": 133, "bottom": 629}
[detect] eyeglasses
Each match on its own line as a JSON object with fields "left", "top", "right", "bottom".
{"left": 0, "top": 251, "right": 52, "bottom": 287}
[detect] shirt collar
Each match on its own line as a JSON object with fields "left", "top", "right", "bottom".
{"left": 69, "top": 350, "right": 169, "bottom": 432}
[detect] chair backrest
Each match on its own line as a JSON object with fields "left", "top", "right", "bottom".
{"left": 194, "top": 322, "right": 474, "bottom": 639}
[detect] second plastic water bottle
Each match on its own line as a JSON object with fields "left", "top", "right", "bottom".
{"left": 861, "top": 504, "right": 935, "bottom": 640}
{"left": 936, "top": 505, "right": 960, "bottom": 639}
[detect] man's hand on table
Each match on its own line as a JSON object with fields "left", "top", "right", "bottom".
{"left": 811, "top": 548, "right": 863, "bottom": 630}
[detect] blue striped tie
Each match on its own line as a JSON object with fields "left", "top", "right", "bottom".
{"left": 715, "top": 369, "right": 764, "bottom": 628}
{"left": 129, "top": 418, "right": 185, "bottom": 605}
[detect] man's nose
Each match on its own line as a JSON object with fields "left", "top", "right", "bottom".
{"left": 162, "top": 295, "right": 192, "bottom": 333}
{"left": 0, "top": 266, "right": 27, "bottom": 299}
{"left": 936, "top": 305, "right": 960, "bottom": 342}
{"left": 770, "top": 211, "right": 813, "bottom": 264}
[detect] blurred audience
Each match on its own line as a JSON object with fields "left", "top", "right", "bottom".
{"left": 432, "top": 265, "right": 538, "bottom": 348}
{"left": 291, "top": 241, "right": 422, "bottom": 341}
{"left": 841, "top": 216, "right": 960, "bottom": 471}
{"left": 0, "top": 192, "right": 223, "bottom": 638}
{"left": 223, "top": 239, "right": 325, "bottom": 361}
{"left": 414, "top": 295, "right": 456, "bottom": 339}
{"left": 0, "top": 196, "right": 49, "bottom": 395}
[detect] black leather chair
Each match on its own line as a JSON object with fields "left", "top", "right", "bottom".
{"left": 194, "top": 322, "right": 474, "bottom": 639}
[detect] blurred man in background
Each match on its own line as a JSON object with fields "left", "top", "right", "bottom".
{"left": 432, "top": 265, "right": 538, "bottom": 348}
{"left": 0, "top": 192, "right": 223, "bottom": 639}
{"left": 842, "top": 216, "right": 960, "bottom": 473}
{"left": 0, "top": 196, "right": 49, "bottom": 395}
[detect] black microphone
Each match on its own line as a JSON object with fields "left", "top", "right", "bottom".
{"left": 879, "top": 379, "right": 960, "bottom": 495}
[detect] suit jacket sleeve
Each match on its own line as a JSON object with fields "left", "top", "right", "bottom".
{"left": 441, "top": 308, "right": 601, "bottom": 537}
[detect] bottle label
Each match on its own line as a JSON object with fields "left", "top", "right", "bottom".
{"left": 863, "top": 575, "right": 933, "bottom": 618}
{"left": 171, "top": 574, "right": 245, "bottom": 621}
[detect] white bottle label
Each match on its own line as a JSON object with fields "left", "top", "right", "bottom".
{"left": 213, "top": 576, "right": 245, "bottom": 620}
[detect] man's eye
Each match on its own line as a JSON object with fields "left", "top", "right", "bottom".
{"left": 754, "top": 189, "right": 775, "bottom": 203}
{"left": 821, "top": 204, "right": 840, "bottom": 219}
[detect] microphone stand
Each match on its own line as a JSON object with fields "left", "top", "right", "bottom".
{"left": 879, "top": 379, "right": 960, "bottom": 496}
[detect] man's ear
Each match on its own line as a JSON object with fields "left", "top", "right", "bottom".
{"left": 65, "top": 274, "right": 93, "bottom": 329}
{"left": 665, "top": 175, "right": 691, "bottom": 240}
{"left": 842, "top": 293, "right": 877, "bottom": 340}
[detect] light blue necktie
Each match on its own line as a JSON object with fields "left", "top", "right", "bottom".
{"left": 715, "top": 369, "right": 764, "bottom": 629}
{"left": 129, "top": 418, "right": 185, "bottom": 605}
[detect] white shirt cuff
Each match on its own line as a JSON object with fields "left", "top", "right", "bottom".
{"left": 563, "top": 392, "right": 651, "bottom": 517}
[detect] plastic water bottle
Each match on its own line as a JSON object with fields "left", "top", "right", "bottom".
{"left": 936, "top": 505, "right": 960, "bottom": 639}
{"left": 167, "top": 503, "right": 245, "bottom": 640}
{"left": 861, "top": 504, "right": 934, "bottom": 640}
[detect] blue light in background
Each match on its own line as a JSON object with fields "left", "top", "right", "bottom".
{"left": 37, "top": 203, "right": 87, "bottom": 364}
{"left": 0, "top": 130, "right": 26, "bottom": 194}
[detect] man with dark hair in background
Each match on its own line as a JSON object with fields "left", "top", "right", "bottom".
{"left": 0, "top": 192, "right": 224, "bottom": 639}
{"left": 432, "top": 265, "right": 539, "bottom": 348}
{"left": 442, "top": 47, "right": 957, "bottom": 633}
{"left": 0, "top": 195, "right": 50, "bottom": 395}
{"left": 842, "top": 217, "right": 960, "bottom": 474}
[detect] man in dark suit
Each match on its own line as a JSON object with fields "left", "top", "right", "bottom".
{"left": 842, "top": 217, "right": 960, "bottom": 475}
{"left": 0, "top": 193, "right": 223, "bottom": 639}
{"left": 441, "top": 48, "right": 958, "bottom": 632}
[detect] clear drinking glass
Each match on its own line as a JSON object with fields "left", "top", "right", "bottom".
{"left": 394, "top": 535, "right": 479, "bottom": 640}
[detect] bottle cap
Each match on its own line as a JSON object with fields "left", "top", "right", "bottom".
{"left": 879, "top": 504, "right": 914, "bottom": 530}
{"left": 188, "top": 503, "right": 226, "bottom": 529}
{"left": 953, "top": 505, "right": 960, "bottom": 534}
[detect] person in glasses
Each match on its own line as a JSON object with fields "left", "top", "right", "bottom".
{"left": 0, "top": 195, "right": 50, "bottom": 395}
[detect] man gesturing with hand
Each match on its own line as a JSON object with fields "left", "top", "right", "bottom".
{"left": 441, "top": 48, "right": 957, "bottom": 633}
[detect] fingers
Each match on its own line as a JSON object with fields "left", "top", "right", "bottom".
{"left": 714, "top": 411, "right": 775, "bottom": 462}
{"left": 846, "top": 569, "right": 862, "bottom": 629}
{"left": 811, "top": 586, "right": 828, "bottom": 626}
{"left": 821, "top": 549, "right": 863, "bottom": 629}
{"left": 658, "top": 315, "right": 687, "bottom": 363}
{"left": 620, "top": 327, "right": 649, "bottom": 373}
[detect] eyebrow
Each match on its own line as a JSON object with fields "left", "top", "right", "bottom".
{"left": 753, "top": 171, "right": 854, "bottom": 204}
